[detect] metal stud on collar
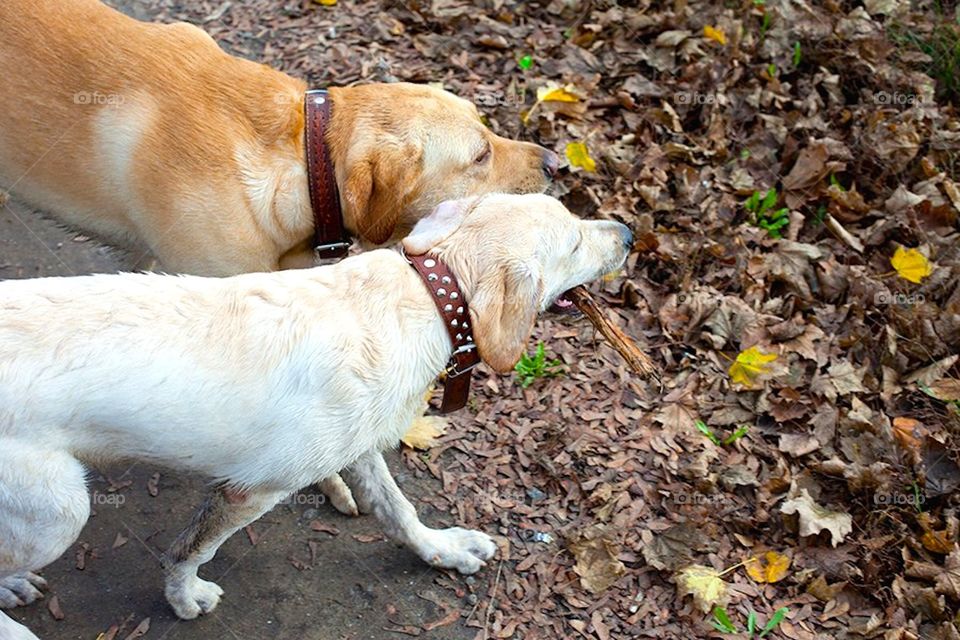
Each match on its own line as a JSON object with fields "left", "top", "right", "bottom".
{"left": 424, "top": 259, "right": 436, "bottom": 268}
{"left": 437, "top": 288, "right": 447, "bottom": 297}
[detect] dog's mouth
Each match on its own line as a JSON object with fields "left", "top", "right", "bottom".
{"left": 547, "top": 289, "right": 580, "bottom": 315}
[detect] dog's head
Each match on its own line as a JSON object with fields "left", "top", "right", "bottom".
{"left": 328, "top": 83, "right": 558, "bottom": 246}
{"left": 402, "top": 193, "right": 633, "bottom": 373}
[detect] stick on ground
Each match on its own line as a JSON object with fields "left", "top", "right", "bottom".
{"left": 567, "top": 286, "right": 657, "bottom": 378}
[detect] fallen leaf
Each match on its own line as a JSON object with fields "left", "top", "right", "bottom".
{"left": 147, "top": 472, "right": 160, "bottom": 497}
{"left": 891, "top": 246, "right": 933, "bottom": 283}
{"left": 728, "top": 347, "right": 778, "bottom": 388}
{"left": 926, "top": 378, "right": 960, "bottom": 402}
{"left": 703, "top": 25, "right": 727, "bottom": 45}
{"left": 353, "top": 533, "right": 387, "bottom": 543}
{"left": 400, "top": 416, "right": 447, "bottom": 450}
{"left": 745, "top": 551, "right": 791, "bottom": 583}
{"left": 47, "top": 595, "right": 64, "bottom": 620}
{"left": 675, "top": 564, "right": 728, "bottom": 613}
{"left": 309, "top": 520, "right": 340, "bottom": 536}
{"left": 422, "top": 608, "right": 460, "bottom": 631}
{"left": 314, "top": 0, "right": 337, "bottom": 5}
{"left": 780, "top": 488, "right": 853, "bottom": 547}
{"left": 123, "top": 618, "right": 150, "bottom": 640}
{"left": 892, "top": 417, "right": 927, "bottom": 457}
{"left": 568, "top": 526, "right": 626, "bottom": 594}
{"left": 536, "top": 85, "right": 579, "bottom": 103}
{"left": 566, "top": 142, "right": 597, "bottom": 173}
{"left": 112, "top": 531, "right": 128, "bottom": 549}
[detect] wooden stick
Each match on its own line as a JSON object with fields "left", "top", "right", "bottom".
{"left": 567, "top": 286, "right": 657, "bottom": 378}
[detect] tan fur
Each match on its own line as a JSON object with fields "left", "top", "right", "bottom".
{"left": 0, "top": 0, "right": 553, "bottom": 276}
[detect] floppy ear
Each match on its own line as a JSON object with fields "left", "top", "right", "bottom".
{"left": 342, "top": 145, "right": 420, "bottom": 245}
{"left": 402, "top": 198, "right": 476, "bottom": 255}
{"left": 468, "top": 262, "right": 543, "bottom": 373}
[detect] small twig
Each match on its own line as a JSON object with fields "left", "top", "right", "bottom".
{"left": 482, "top": 559, "right": 504, "bottom": 640}
{"left": 567, "top": 286, "right": 657, "bottom": 379}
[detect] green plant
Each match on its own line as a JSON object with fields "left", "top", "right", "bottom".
{"left": 713, "top": 606, "right": 789, "bottom": 637}
{"left": 696, "top": 420, "right": 750, "bottom": 446}
{"left": 514, "top": 342, "right": 564, "bottom": 388}
{"left": 888, "top": 20, "right": 959, "bottom": 105}
{"left": 745, "top": 189, "right": 790, "bottom": 238}
{"left": 792, "top": 42, "right": 802, "bottom": 66}
{"left": 766, "top": 62, "right": 777, "bottom": 78}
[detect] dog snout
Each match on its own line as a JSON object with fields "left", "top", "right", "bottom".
{"left": 541, "top": 149, "right": 560, "bottom": 180}
{"left": 617, "top": 223, "right": 633, "bottom": 250}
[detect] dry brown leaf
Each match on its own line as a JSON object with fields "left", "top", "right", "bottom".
{"left": 781, "top": 488, "right": 852, "bottom": 547}
{"left": 568, "top": 526, "right": 625, "bottom": 594}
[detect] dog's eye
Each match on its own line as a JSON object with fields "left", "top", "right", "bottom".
{"left": 474, "top": 144, "right": 491, "bottom": 164}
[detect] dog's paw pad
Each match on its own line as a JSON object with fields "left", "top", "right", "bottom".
{"left": 0, "top": 573, "right": 47, "bottom": 608}
{"left": 422, "top": 527, "right": 497, "bottom": 575}
{"left": 165, "top": 576, "right": 224, "bottom": 619}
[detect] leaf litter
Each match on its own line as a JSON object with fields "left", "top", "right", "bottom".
{"left": 138, "top": 0, "right": 959, "bottom": 636}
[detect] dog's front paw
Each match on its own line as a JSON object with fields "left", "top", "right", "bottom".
{"left": 420, "top": 527, "right": 497, "bottom": 575}
{"left": 165, "top": 575, "right": 224, "bottom": 619}
{"left": 0, "top": 573, "right": 46, "bottom": 608}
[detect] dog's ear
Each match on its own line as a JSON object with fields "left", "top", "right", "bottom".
{"left": 402, "top": 198, "right": 476, "bottom": 255}
{"left": 342, "top": 145, "right": 420, "bottom": 245}
{"left": 468, "top": 261, "right": 543, "bottom": 373}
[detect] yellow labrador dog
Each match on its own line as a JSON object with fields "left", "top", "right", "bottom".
{"left": 0, "top": 0, "right": 557, "bottom": 274}
{"left": 0, "top": 194, "right": 632, "bottom": 640}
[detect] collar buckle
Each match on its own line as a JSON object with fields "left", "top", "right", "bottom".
{"left": 314, "top": 241, "right": 351, "bottom": 260}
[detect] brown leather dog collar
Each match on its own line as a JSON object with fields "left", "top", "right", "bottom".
{"left": 406, "top": 252, "right": 481, "bottom": 413}
{"left": 304, "top": 89, "right": 350, "bottom": 259}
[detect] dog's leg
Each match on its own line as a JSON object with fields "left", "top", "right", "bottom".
{"left": 0, "top": 613, "right": 40, "bottom": 640}
{"left": 316, "top": 476, "right": 359, "bottom": 516}
{"left": 0, "top": 441, "right": 89, "bottom": 640}
{"left": 163, "top": 486, "right": 286, "bottom": 620}
{"left": 341, "top": 451, "right": 497, "bottom": 574}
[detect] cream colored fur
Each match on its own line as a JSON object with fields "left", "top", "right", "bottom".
{"left": 0, "top": 194, "right": 631, "bottom": 639}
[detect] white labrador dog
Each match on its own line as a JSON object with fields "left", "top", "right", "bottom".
{"left": 0, "top": 193, "right": 632, "bottom": 640}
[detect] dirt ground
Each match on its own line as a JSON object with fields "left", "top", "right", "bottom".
{"left": 1, "top": 206, "right": 482, "bottom": 640}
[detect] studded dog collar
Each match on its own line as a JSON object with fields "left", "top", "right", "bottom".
{"left": 304, "top": 89, "right": 351, "bottom": 259}
{"left": 406, "top": 253, "right": 481, "bottom": 413}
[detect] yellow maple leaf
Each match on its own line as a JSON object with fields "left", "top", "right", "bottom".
{"left": 891, "top": 246, "right": 933, "bottom": 283}
{"left": 745, "top": 551, "right": 791, "bottom": 583}
{"left": 314, "top": 0, "right": 337, "bottom": 5}
{"left": 676, "top": 565, "right": 728, "bottom": 613}
{"left": 566, "top": 141, "right": 596, "bottom": 172}
{"left": 703, "top": 25, "right": 727, "bottom": 45}
{"left": 536, "top": 85, "right": 580, "bottom": 103}
{"left": 400, "top": 416, "right": 447, "bottom": 450}
{"left": 728, "top": 346, "right": 778, "bottom": 388}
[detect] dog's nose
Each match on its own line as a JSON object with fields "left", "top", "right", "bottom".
{"left": 542, "top": 149, "right": 560, "bottom": 180}
{"left": 617, "top": 223, "right": 633, "bottom": 249}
